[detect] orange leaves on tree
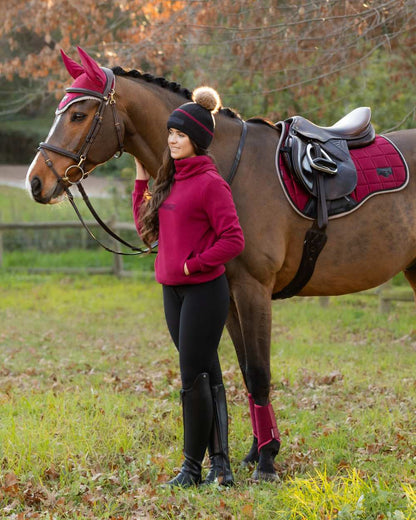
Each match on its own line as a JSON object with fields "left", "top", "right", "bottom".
{"left": 2, "top": 0, "right": 416, "bottom": 120}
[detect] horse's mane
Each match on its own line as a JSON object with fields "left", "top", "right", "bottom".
{"left": 112, "top": 66, "right": 241, "bottom": 120}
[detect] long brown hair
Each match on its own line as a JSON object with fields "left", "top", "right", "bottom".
{"left": 139, "top": 142, "right": 210, "bottom": 249}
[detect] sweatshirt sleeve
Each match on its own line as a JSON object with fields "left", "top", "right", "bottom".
{"left": 186, "top": 178, "right": 245, "bottom": 274}
{"left": 131, "top": 179, "right": 149, "bottom": 237}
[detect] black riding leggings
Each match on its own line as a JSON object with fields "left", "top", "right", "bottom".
{"left": 162, "top": 274, "right": 230, "bottom": 389}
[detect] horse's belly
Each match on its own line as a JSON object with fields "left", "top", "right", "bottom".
{"left": 284, "top": 192, "right": 416, "bottom": 296}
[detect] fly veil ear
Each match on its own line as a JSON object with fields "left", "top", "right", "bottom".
{"left": 76, "top": 46, "right": 107, "bottom": 88}
{"left": 60, "top": 46, "right": 107, "bottom": 87}
{"left": 57, "top": 47, "right": 110, "bottom": 113}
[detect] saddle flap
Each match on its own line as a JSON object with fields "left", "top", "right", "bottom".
{"left": 284, "top": 132, "right": 357, "bottom": 201}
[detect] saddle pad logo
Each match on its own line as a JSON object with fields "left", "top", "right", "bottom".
{"left": 377, "top": 167, "right": 393, "bottom": 178}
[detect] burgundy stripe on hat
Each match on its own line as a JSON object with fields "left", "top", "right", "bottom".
{"left": 175, "top": 108, "right": 214, "bottom": 136}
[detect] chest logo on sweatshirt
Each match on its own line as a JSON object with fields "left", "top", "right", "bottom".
{"left": 161, "top": 202, "right": 176, "bottom": 211}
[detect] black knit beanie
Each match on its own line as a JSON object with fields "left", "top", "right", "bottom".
{"left": 167, "top": 86, "right": 222, "bottom": 150}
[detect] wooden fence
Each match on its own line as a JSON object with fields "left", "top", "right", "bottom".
{"left": 0, "top": 219, "right": 140, "bottom": 277}
{"left": 321, "top": 284, "right": 414, "bottom": 312}
{"left": 0, "top": 220, "right": 414, "bottom": 310}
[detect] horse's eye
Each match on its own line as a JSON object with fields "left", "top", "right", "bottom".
{"left": 71, "top": 112, "right": 87, "bottom": 122}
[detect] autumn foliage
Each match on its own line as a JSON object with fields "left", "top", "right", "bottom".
{"left": 1, "top": 1, "right": 416, "bottom": 122}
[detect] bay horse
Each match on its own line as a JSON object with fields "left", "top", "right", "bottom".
{"left": 26, "top": 47, "right": 416, "bottom": 481}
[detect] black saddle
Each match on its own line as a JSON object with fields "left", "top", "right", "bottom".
{"left": 289, "top": 107, "right": 375, "bottom": 147}
{"left": 280, "top": 107, "right": 375, "bottom": 229}
{"left": 273, "top": 108, "right": 376, "bottom": 300}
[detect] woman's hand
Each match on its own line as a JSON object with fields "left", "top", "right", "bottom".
{"left": 184, "top": 262, "right": 190, "bottom": 276}
{"left": 135, "top": 158, "right": 150, "bottom": 180}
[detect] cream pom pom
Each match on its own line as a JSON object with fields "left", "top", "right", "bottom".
{"left": 192, "top": 86, "right": 222, "bottom": 114}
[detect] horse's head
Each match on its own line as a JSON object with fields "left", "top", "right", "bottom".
{"left": 26, "top": 47, "right": 124, "bottom": 204}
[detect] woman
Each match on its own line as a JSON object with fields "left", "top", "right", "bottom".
{"left": 132, "top": 86, "right": 245, "bottom": 487}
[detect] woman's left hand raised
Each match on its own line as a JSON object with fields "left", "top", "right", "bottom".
{"left": 135, "top": 158, "right": 150, "bottom": 180}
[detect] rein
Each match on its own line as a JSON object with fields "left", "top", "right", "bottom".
{"left": 38, "top": 146, "right": 151, "bottom": 255}
{"left": 38, "top": 70, "right": 248, "bottom": 255}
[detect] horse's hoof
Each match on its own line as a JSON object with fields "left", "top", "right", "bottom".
{"left": 241, "top": 455, "right": 258, "bottom": 468}
{"left": 251, "top": 468, "right": 280, "bottom": 482}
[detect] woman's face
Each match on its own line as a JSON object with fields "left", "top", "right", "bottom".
{"left": 168, "top": 128, "right": 196, "bottom": 160}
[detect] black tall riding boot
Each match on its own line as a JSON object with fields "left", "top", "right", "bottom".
{"left": 166, "top": 373, "right": 213, "bottom": 488}
{"left": 204, "top": 384, "right": 234, "bottom": 486}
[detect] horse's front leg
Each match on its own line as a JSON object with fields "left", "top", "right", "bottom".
{"left": 228, "top": 276, "right": 280, "bottom": 481}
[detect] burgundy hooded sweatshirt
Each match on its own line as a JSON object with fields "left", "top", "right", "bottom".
{"left": 132, "top": 155, "right": 245, "bottom": 286}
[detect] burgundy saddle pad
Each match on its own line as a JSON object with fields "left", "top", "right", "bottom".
{"left": 277, "top": 135, "right": 409, "bottom": 219}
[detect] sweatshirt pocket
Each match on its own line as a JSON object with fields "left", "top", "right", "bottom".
{"left": 185, "top": 252, "right": 203, "bottom": 275}
{"left": 175, "top": 250, "right": 197, "bottom": 278}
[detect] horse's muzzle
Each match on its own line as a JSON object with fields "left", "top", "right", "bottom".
{"left": 30, "top": 176, "right": 64, "bottom": 204}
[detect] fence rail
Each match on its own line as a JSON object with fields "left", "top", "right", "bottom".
{"left": 0, "top": 219, "right": 140, "bottom": 276}
{"left": 1, "top": 221, "right": 414, "bottom": 310}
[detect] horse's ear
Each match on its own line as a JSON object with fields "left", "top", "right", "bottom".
{"left": 60, "top": 49, "right": 85, "bottom": 79}
{"left": 77, "top": 46, "right": 106, "bottom": 88}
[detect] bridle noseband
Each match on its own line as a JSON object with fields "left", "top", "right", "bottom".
{"left": 39, "top": 67, "right": 124, "bottom": 185}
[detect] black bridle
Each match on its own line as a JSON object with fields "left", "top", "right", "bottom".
{"left": 38, "top": 68, "right": 152, "bottom": 255}
{"left": 40, "top": 67, "right": 124, "bottom": 185}
{"left": 38, "top": 67, "right": 247, "bottom": 255}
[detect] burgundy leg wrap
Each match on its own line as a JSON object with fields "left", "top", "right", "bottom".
{"left": 254, "top": 402, "right": 280, "bottom": 451}
{"left": 248, "top": 394, "right": 258, "bottom": 438}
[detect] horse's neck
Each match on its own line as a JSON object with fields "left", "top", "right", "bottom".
{"left": 118, "top": 76, "right": 183, "bottom": 175}
{"left": 117, "top": 75, "right": 245, "bottom": 180}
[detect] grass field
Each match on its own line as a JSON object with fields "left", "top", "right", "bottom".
{"left": 1, "top": 268, "right": 416, "bottom": 519}
{"left": 1, "top": 184, "right": 416, "bottom": 518}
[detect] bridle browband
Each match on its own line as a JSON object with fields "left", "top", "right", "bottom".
{"left": 37, "top": 67, "right": 248, "bottom": 256}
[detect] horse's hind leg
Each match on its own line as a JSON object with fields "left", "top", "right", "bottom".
{"left": 228, "top": 277, "right": 281, "bottom": 481}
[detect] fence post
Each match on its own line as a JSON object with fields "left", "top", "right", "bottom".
{"left": 111, "top": 216, "right": 123, "bottom": 277}
{"left": 319, "top": 296, "right": 330, "bottom": 307}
